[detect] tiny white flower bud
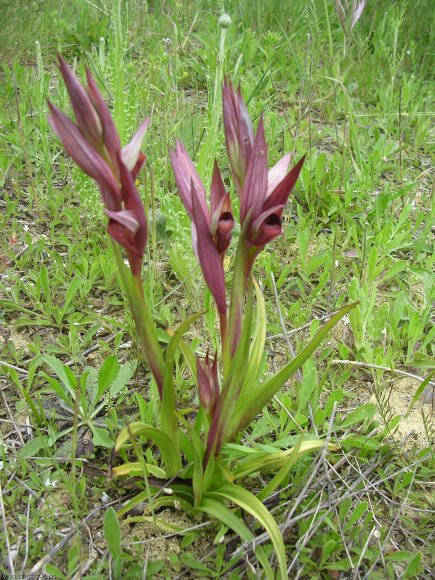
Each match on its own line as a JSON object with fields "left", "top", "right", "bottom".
{"left": 218, "top": 13, "right": 231, "bottom": 28}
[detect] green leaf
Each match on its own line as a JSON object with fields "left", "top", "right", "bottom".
{"left": 200, "top": 497, "right": 274, "bottom": 578}
{"left": 340, "top": 403, "right": 377, "bottom": 429}
{"left": 345, "top": 501, "right": 368, "bottom": 531}
{"left": 178, "top": 338, "right": 197, "bottom": 379}
{"left": 161, "top": 310, "right": 204, "bottom": 453}
{"left": 109, "top": 361, "right": 136, "bottom": 398}
{"left": 401, "top": 552, "right": 423, "bottom": 578}
{"left": 42, "top": 355, "right": 77, "bottom": 399}
{"left": 324, "top": 387, "right": 345, "bottom": 415}
{"left": 409, "top": 358, "right": 435, "bottom": 370}
{"left": 340, "top": 435, "right": 380, "bottom": 450}
{"left": 114, "top": 422, "right": 182, "bottom": 477}
{"left": 92, "top": 426, "right": 114, "bottom": 448}
{"left": 406, "top": 370, "right": 435, "bottom": 415}
{"left": 115, "top": 491, "right": 166, "bottom": 519}
{"left": 104, "top": 507, "right": 121, "bottom": 559}
{"left": 385, "top": 414, "right": 401, "bottom": 434}
{"left": 26, "top": 357, "right": 40, "bottom": 391}
{"left": 179, "top": 414, "right": 205, "bottom": 505}
{"left": 3, "top": 367, "right": 43, "bottom": 424}
{"left": 367, "top": 246, "right": 378, "bottom": 280}
{"left": 180, "top": 552, "right": 213, "bottom": 574}
{"left": 240, "top": 277, "right": 266, "bottom": 398}
{"left": 233, "top": 440, "right": 337, "bottom": 479}
{"left": 200, "top": 498, "right": 253, "bottom": 541}
{"left": 62, "top": 277, "right": 82, "bottom": 314}
{"left": 44, "top": 563, "right": 65, "bottom": 579}
{"left": 325, "top": 559, "right": 353, "bottom": 571}
{"left": 44, "top": 376, "right": 71, "bottom": 405}
{"left": 385, "top": 550, "right": 416, "bottom": 562}
{"left": 321, "top": 539, "right": 337, "bottom": 564}
{"left": 206, "top": 483, "right": 287, "bottom": 580}
{"left": 40, "top": 265, "right": 52, "bottom": 314}
{"left": 111, "top": 462, "right": 166, "bottom": 479}
{"left": 0, "top": 299, "right": 36, "bottom": 314}
{"left": 19, "top": 435, "right": 49, "bottom": 459}
{"left": 229, "top": 302, "right": 358, "bottom": 438}
{"left": 97, "top": 355, "right": 120, "bottom": 400}
{"left": 257, "top": 435, "right": 304, "bottom": 500}
{"left": 297, "top": 357, "right": 318, "bottom": 413}
{"left": 14, "top": 317, "right": 52, "bottom": 328}
{"left": 381, "top": 259, "right": 407, "bottom": 282}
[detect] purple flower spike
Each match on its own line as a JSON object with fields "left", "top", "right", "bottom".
{"left": 222, "top": 79, "right": 305, "bottom": 262}
{"left": 170, "top": 141, "right": 234, "bottom": 315}
{"left": 49, "top": 56, "right": 150, "bottom": 275}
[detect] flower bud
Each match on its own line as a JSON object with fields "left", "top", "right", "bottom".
{"left": 218, "top": 13, "right": 231, "bottom": 28}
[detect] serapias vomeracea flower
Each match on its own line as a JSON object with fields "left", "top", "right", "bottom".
{"left": 170, "top": 140, "right": 234, "bottom": 316}
{"left": 48, "top": 56, "right": 149, "bottom": 276}
{"left": 223, "top": 80, "right": 305, "bottom": 266}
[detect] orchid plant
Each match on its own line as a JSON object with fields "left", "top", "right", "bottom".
{"left": 50, "top": 59, "right": 356, "bottom": 578}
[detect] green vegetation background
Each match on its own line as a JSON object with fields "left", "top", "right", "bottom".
{"left": 0, "top": 0, "right": 433, "bottom": 578}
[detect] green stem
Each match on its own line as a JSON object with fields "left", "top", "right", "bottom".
{"left": 219, "top": 310, "right": 230, "bottom": 377}
{"left": 227, "top": 235, "right": 248, "bottom": 361}
{"left": 111, "top": 241, "right": 165, "bottom": 397}
{"left": 205, "top": 283, "right": 254, "bottom": 465}
{"left": 70, "top": 373, "right": 81, "bottom": 517}
{"left": 227, "top": 221, "right": 257, "bottom": 364}
{"left": 112, "top": 0, "right": 125, "bottom": 139}
{"left": 323, "top": 0, "right": 339, "bottom": 78}
{"left": 197, "top": 22, "right": 227, "bottom": 177}
{"left": 131, "top": 274, "right": 165, "bottom": 393}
